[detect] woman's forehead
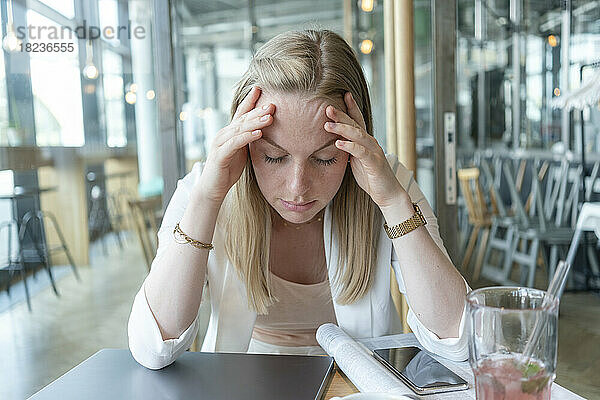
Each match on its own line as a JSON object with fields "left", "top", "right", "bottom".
{"left": 255, "top": 90, "right": 347, "bottom": 115}
{"left": 251, "top": 91, "right": 346, "bottom": 149}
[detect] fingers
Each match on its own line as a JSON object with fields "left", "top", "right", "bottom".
{"left": 219, "top": 129, "right": 263, "bottom": 162}
{"left": 233, "top": 86, "right": 261, "bottom": 120}
{"left": 324, "top": 99, "right": 377, "bottom": 151}
{"left": 324, "top": 120, "right": 377, "bottom": 151}
{"left": 237, "top": 102, "right": 275, "bottom": 128}
{"left": 214, "top": 103, "right": 275, "bottom": 148}
{"left": 344, "top": 92, "right": 367, "bottom": 130}
{"left": 325, "top": 104, "right": 360, "bottom": 130}
{"left": 335, "top": 140, "right": 374, "bottom": 163}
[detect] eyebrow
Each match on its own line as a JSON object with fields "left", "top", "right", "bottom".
{"left": 260, "top": 137, "right": 337, "bottom": 155}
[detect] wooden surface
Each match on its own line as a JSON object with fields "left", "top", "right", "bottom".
{"left": 323, "top": 366, "right": 359, "bottom": 399}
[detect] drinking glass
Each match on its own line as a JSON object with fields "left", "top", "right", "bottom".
{"left": 466, "top": 287, "right": 559, "bottom": 400}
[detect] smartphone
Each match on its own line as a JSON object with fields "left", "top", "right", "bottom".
{"left": 372, "top": 346, "right": 469, "bottom": 395}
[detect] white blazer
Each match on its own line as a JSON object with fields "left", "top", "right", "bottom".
{"left": 127, "top": 154, "right": 469, "bottom": 370}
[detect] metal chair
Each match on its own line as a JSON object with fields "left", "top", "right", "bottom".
{"left": 479, "top": 156, "right": 553, "bottom": 281}
{"left": 478, "top": 155, "right": 565, "bottom": 286}
{"left": 0, "top": 220, "right": 31, "bottom": 311}
{"left": 19, "top": 210, "right": 81, "bottom": 296}
{"left": 500, "top": 159, "right": 577, "bottom": 287}
{"left": 479, "top": 157, "right": 518, "bottom": 284}
{"left": 563, "top": 202, "right": 600, "bottom": 293}
{"left": 107, "top": 189, "right": 134, "bottom": 244}
{"left": 88, "top": 182, "right": 124, "bottom": 255}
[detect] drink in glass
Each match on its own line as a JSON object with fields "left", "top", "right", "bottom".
{"left": 467, "top": 287, "right": 558, "bottom": 400}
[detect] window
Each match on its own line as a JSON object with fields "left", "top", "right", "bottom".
{"left": 27, "top": 10, "right": 85, "bottom": 146}
{"left": 98, "top": 0, "right": 120, "bottom": 46}
{"left": 102, "top": 49, "right": 127, "bottom": 147}
{"left": 0, "top": 170, "right": 15, "bottom": 262}
{"left": 0, "top": 4, "right": 10, "bottom": 146}
{"left": 38, "top": 0, "right": 75, "bottom": 19}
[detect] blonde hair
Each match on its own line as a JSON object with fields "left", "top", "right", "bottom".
{"left": 220, "top": 29, "right": 381, "bottom": 314}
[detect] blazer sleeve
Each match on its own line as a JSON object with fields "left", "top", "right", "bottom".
{"left": 127, "top": 161, "right": 205, "bottom": 370}
{"left": 386, "top": 154, "right": 470, "bottom": 362}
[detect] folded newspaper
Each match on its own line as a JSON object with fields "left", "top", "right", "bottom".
{"left": 316, "top": 324, "right": 474, "bottom": 397}
{"left": 316, "top": 323, "right": 419, "bottom": 394}
{"left": 316, "top": 323, "right": 478, "bottom": 398}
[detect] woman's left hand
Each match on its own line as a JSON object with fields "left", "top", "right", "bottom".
{"left": 324, "top": 92, "right": 407, "bottom": 209}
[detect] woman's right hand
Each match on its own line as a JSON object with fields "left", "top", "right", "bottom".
{"left": 196, "top": 86, "right": 274, "bottom": 206}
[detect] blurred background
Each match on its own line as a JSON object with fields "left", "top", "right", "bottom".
{"left": 0, "top": 0, "right": 599, "bottom": 398}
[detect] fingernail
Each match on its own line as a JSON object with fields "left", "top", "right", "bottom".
{"left": 325, "top": 122, "right": 334, "bottom": 129}
{"left": 262, "top": 104, "right": 270, "bottom": 110}
{"left": 260, "top": 114, "right": 270, "bottom": 121}
{"left": 252, "top": 130, "right": 261, "bottom": 136}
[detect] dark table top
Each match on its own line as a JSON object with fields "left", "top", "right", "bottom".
{"left": 28, "top": 349, "right": 335, "bottom": 400}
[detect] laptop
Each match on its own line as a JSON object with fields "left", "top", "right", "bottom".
{"left": 29, "top": 349, "right": 335, "bottom": 400}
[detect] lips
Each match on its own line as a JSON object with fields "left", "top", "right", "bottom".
{"left": 281, "top": 199, "right": 316, "bottom": 212}
{"left": 285, "top": 201, "right": 312, "bottom": 206}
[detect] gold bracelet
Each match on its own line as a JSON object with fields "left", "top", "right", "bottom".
{"left": 383, "top": 203, "right": 427, "bottom": 239}
{"left": 173, "top": 222, "right": 214, "bottom": 250}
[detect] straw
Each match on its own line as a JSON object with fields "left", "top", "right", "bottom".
{"left": 520, "top": 260, "right": 571, "bottom": 365}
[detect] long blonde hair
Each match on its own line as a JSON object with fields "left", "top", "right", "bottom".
{"left": 220, "top": 29, "right": 382, "bottom": 314}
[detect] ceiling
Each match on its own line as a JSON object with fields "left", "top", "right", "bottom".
{"left": 175, "top": 0, "right": 599, "bottom": 49}
{"left": 176, "top": 0, "right": 347, "bottom": 48}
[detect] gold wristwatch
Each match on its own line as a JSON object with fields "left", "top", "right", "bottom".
{"left": 383, "top": 203, "right": 427, "bottom": 239}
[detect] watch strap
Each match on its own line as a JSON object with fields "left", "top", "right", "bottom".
{"left": 383, "top": 203, "right": 427, "bottom": 239}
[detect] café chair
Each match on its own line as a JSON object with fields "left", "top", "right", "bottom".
{"left": 498, "top": 160, "right": 576, "bottom": 287}
{"left": 128, "top": 195, "right": 162, "bottom": 271}
{"left": 479, "top": 157, "right": 550, "bottom": 285}
{"left": 88, "top": 184, "right": 123, "bottom": 255}
{"left": 18, "top": 210, "right": 81, "bottom": 297}
{"left": 0, "top": 219, "right": 32, "bottom": 311}
{"left": 478, "top": 158, "right": 515, "bottom": 281}
{"left": 107, "top": 190, "right": 133, "bottom": 245}
{"left": 457, "top": 167, "right": 492, "bottom": 282}
{"left": 563, "top": 202, "right": 600, "bottom": 290}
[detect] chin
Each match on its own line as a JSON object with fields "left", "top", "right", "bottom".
{"left": 274, "top": 203, "right": 323, "bottom": 224}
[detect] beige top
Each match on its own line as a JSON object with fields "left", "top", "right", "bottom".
{"left": 251, "top": 271, "right": 338, "bottom": 347}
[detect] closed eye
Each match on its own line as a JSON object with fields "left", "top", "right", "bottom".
{"left": 264, "top": 155, "right": 285, "bottom": 164}
{"left": 264, "top": 155, "right": 337, "bottom": 166}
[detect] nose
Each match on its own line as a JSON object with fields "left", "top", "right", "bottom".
{"left": 288, "top": 162, "right": 311, "bottom": 199}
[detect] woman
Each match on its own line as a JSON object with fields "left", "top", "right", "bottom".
{"left": 128, "top": 29, "right": 469, "bottom": 370}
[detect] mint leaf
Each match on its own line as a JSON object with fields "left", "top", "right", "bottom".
{"left": 516, "top": 361, "right": 542, "bottom": 378}
{"left": 521, "top": 376, "right": 550, "bottom": 394}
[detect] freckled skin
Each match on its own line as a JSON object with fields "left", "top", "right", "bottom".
{"left": 249, "top": 91, "right": 350, "bottom": 224}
